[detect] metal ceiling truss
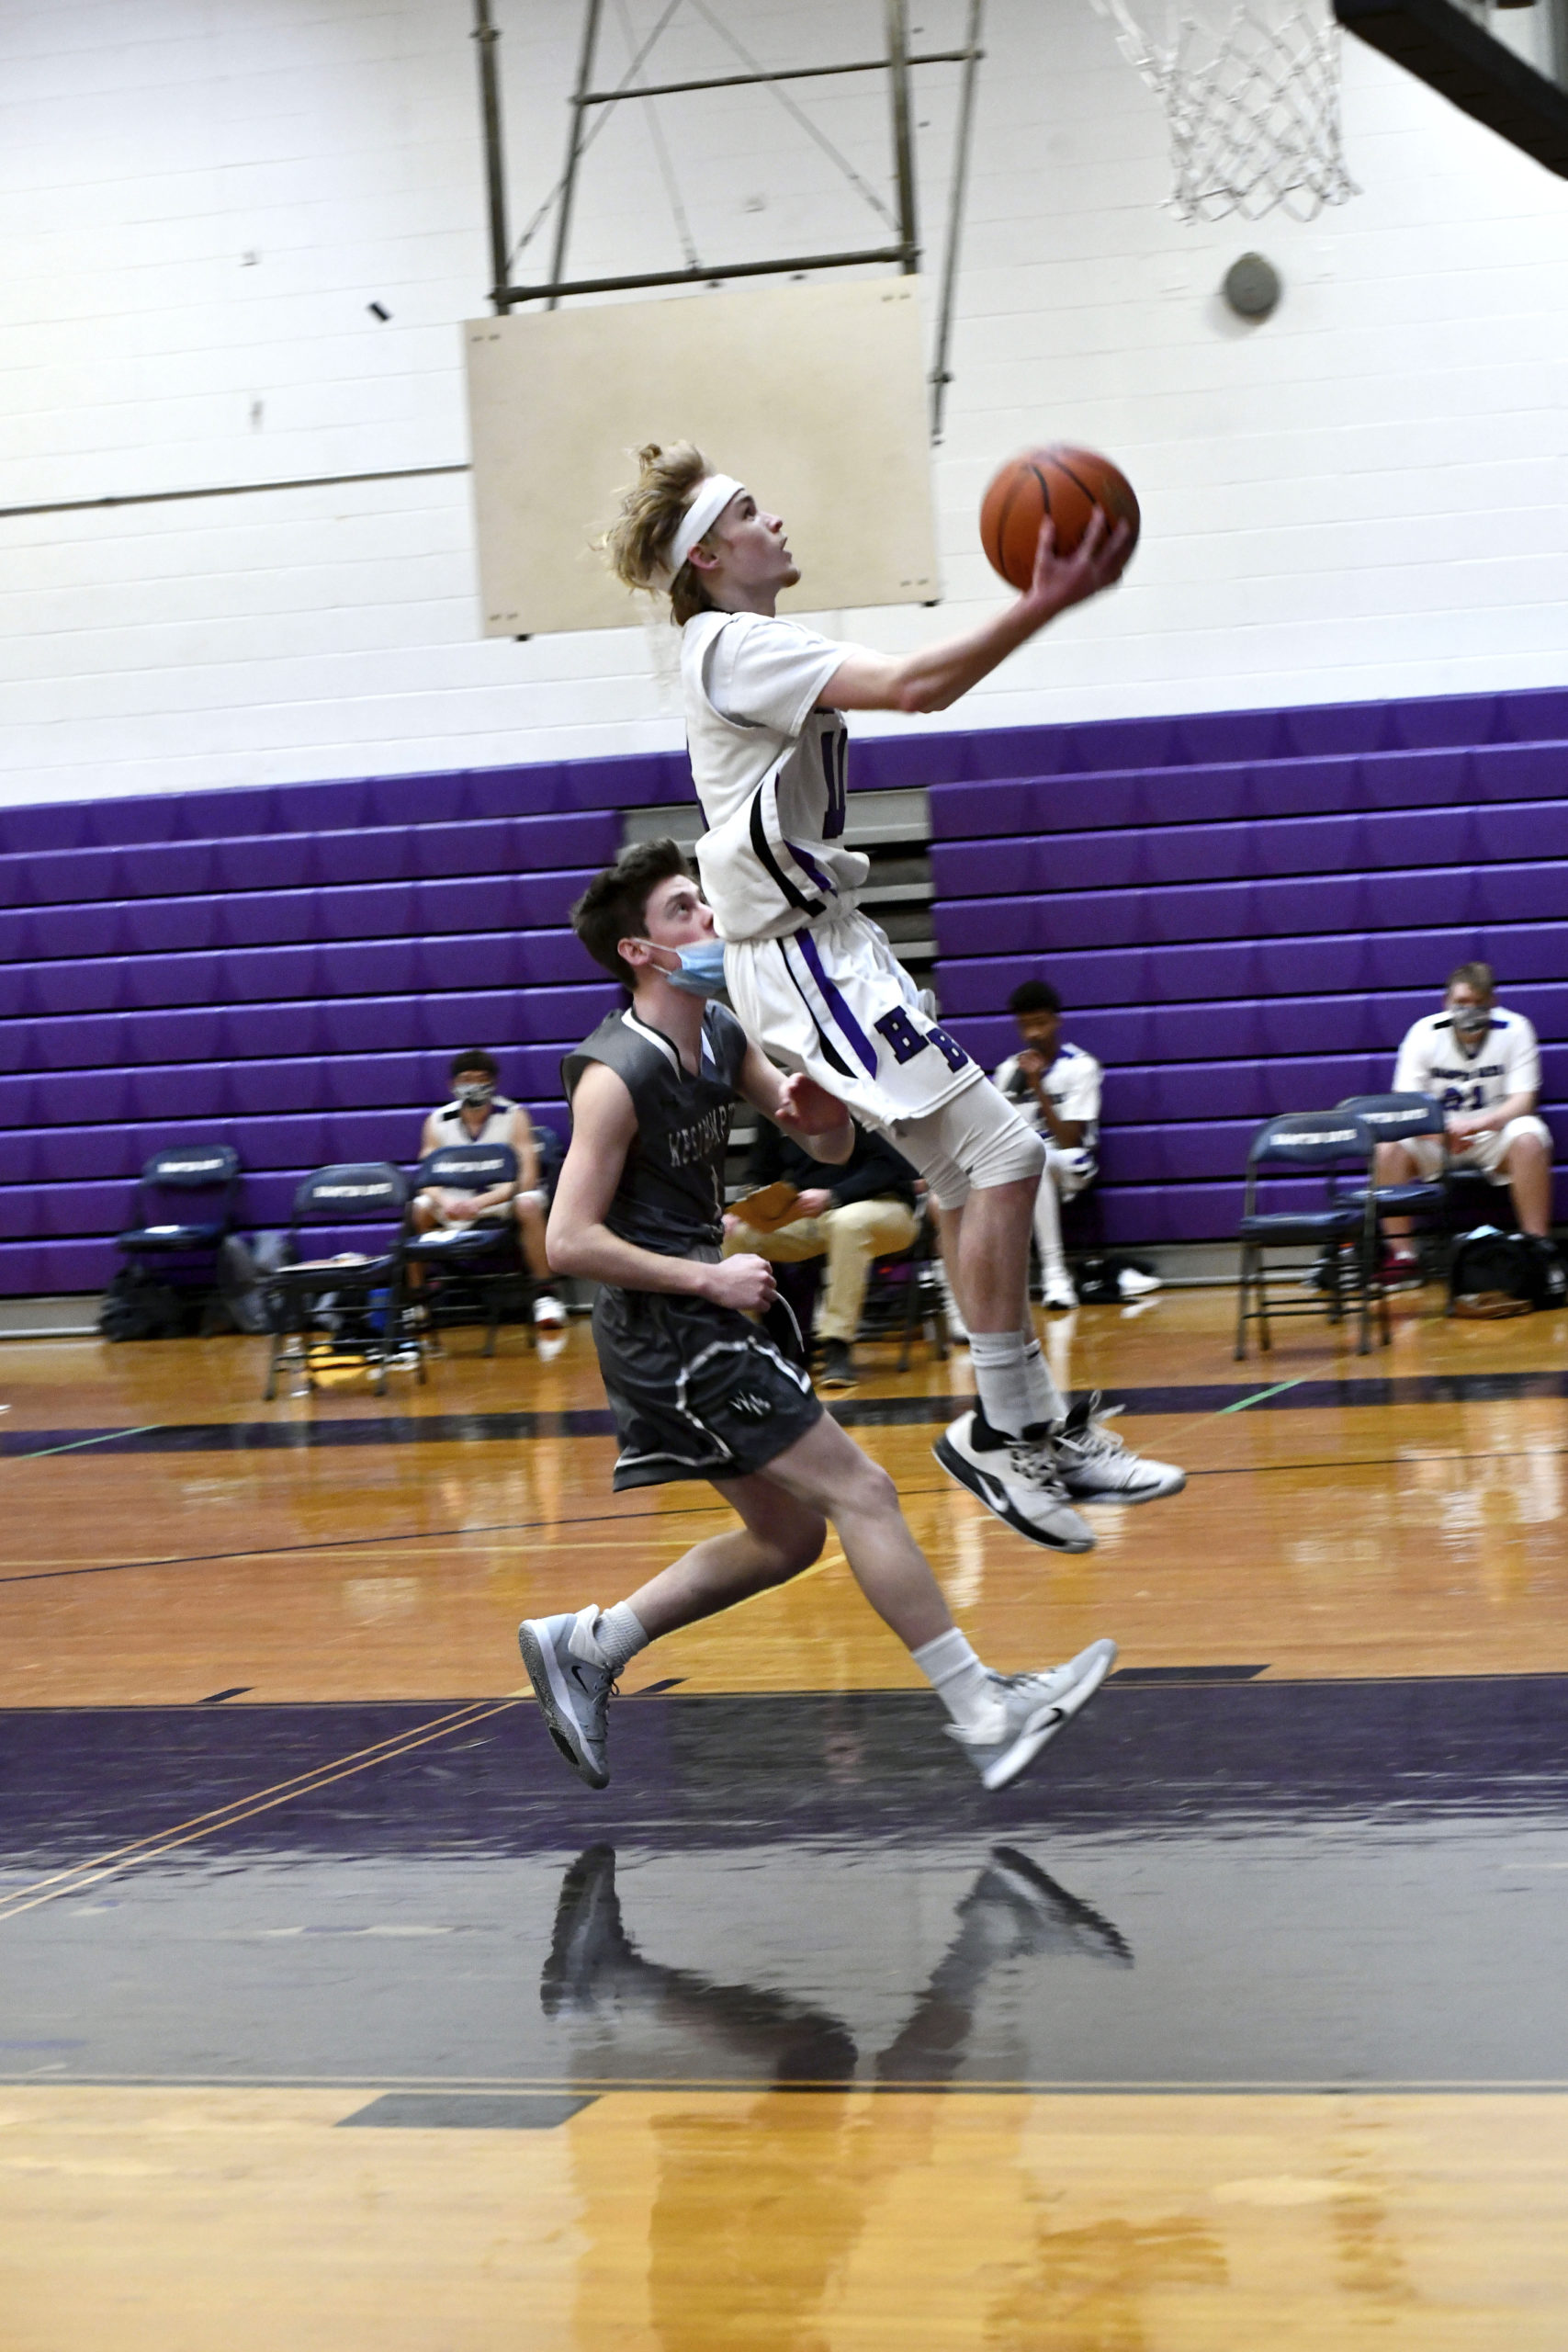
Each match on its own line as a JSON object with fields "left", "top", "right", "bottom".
{"left": 471, "top": 0, "right": 985, "bottom": 438}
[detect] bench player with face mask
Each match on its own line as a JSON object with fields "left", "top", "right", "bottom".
{"left": 1379, "top": 961, "right": 1557, "bottom": 1283}
{"left": 602, "top": 446, "right": 1184, "bottom": 1551}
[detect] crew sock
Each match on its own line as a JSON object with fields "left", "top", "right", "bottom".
{"left": 912, "top": 1626, "right": 998, "bottom": 1737}
{"left": 967, "top": 1328, "right": 1062, "bottom": 1440}
{"left": 585, "top": 1600, "right": 650, "bottom": 1675}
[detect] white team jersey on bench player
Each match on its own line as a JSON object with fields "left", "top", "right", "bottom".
{"left": 682, "top": 608, "right": 979, "bottom": 1128}
{"left": 1393, "top": 1009, "right": 1540, "bottom": 1114}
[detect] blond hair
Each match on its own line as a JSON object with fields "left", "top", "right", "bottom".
{"left": 603, "top": 441, "right": 718, "bottom": 627}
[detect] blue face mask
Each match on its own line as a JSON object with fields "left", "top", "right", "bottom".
{"left": 648, "top": 938, "right": 729, "bottom": 999}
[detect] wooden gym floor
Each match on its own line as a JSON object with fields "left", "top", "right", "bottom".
{"left": 3, "top": 1283, "right": 1566, "bottom": 2349}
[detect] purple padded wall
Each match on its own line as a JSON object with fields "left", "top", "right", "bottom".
{"left": 931, "top": 699, "right": 1568, "bottom": 1245}
{"left": 3, "top": 688, "right": 1565, "bottom": 1288}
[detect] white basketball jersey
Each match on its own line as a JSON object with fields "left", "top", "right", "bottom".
{"left": 682, "top": 609, "right": 871, "bottom": 943}
{"left": 1393, "top": 1009, "right": 1540, "bottom": 1115}
{"left": 428, "top": 1096, "right": 517, "bottom": 1148}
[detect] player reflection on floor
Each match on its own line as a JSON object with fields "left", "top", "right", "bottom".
{"left": 542, "top": 1848, "right": 1149, "bottom": 2350}
{"left": 540, "top": 1842, "right": 1132, "bottom": 2087}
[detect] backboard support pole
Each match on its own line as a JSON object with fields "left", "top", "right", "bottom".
{"left": 472, "top": 0, "right": 513, "bottom": 316}
{"left": 930, "top": 0, "right": 985, "bottom": 440}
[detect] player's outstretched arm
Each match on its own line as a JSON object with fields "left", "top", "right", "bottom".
{"left": 738, "top": 1046, "right": 853, "bottom": 1165}
{"left": 820, "top": 510, "right": 1132, "bottom": 718}
{"left": 547, "top": 1061, "right": 777, "bottom": 1310}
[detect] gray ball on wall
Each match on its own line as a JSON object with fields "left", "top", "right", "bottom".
{"left": 1223, "top": 253, "right": 1281, "bottom": 320}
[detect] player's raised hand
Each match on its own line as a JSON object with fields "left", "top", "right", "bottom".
{"left": 705, "top": 1252, "right": 778, "bottom": 1313}
{"left": 1026, "top": 506, "right": 1133, "bottom": 619}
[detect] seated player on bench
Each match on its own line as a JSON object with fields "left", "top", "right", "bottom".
{"left": 412, "top": 1048, "right": 566, "bottom": 1329}
{"left": 1378, "top": 962, "right": 1556, "bottom": 1286}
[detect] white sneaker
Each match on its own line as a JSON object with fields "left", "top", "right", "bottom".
{"left": 1116, "top": 1266, "right": 1161, "bottom": 1298}
{"left": 1054, "top": 1393, "right": 1185, "bottom": 1503}
{"left": 1043, "top": 1274, "right": 1078, "bottom": 1310}
{"left": 534, "top": 1292, "right": 568, "bottom": 1329}
{"left": 947, "top": 1640, "right": 1118, "bottom": 1791}
{"left": 518, "top": 1604, "right": 615, "bottom": 1788}
{"left": 933, "top": 1410, "right": 1095, "bottom": 1552}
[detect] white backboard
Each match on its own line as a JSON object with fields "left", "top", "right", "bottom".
{"left": 464, "top": 278, "right": 940, "bottom": 637}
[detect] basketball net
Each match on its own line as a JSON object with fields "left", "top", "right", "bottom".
{"left": 1093, "top": 0, "right": 1359, "bottom": 221}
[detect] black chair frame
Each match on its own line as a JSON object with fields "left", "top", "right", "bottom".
{"left": 264, "top": 1162, "right": 415, "bottom": 1400}
{"left": 1235, "top": 1112, "right": 1389, "bottom": 1361}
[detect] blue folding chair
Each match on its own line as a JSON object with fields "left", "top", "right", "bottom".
{"left": 402, "top": 1141, "right": 534, "bottom": 1357}
{"left": 1235, "top": 1112, "right": 1388, "bottom": 1360}
{"left": 1336, "top": 1092, "right": 1452, "bottom": 1283}
{"left": 118, "top": 1144, "right": 241, "bottom": 1266}
{"left": 263, "top": 1162, "right": 412, "bottom": 1399}
{"left": 115, "top": 1143, "right": 242, "bottom": 1331}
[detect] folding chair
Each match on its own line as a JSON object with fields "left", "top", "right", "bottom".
{"left": 857, "top": 1200, "right": 951, "bottom": 1372}
{"left": 1336, "top": 1092, "right": 1453, "bottom": 1283}
{"left": 115, "top": 1144, "right": 242, "bottom": 1332}
{"left": 1235, "top": 1111, "right": 1388, "bottom": 1361}
{"left": 401, "top": 1142, "right": 535, "bottom": 1358}
{"left": 118, "top": 1143, "right": 241, "bottom": 1263}
{"left": 263, "top": 1162, "right": 413, "bottom": 1400}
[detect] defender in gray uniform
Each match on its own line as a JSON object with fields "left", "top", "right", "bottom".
{"left": 517, "top": 842, "right": 1118, "bottom": 1796}
{"left": 563, "top": 991, "right": 822, "bottom": 1487}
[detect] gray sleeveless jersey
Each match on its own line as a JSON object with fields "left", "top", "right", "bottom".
{"left": 562, "top": 1003, "right": 749, "bottom": 1261}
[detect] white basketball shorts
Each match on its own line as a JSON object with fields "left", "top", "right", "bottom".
{"left": 723, "top": 910, "right": 980, "bottom": 1129}
{"left": 1404, "top": 1114, "right": 1552, "bottom": 1183}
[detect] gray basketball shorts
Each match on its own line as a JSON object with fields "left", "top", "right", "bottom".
{"left": 591, "top": 1283, "right": 823, "bottom": 1491}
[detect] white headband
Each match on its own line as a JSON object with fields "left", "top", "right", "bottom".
{"left": 659, "top": 473, "right": 744, "bottom": 583}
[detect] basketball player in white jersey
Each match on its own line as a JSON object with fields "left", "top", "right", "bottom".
{"left": 413, "top": 1047, "right": 567, "bottom": 1327}
{"left": 1379, "top": 962, "right": 1556, "bottom": 1281}
{"left": 604, "top": 445, "right": 1184, "bottom": 1552}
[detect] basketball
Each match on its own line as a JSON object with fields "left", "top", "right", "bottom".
{"left": 979, "top": 446, "right": 1141, "bottom": 590}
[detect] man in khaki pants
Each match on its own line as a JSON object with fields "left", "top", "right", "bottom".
{"left": 725, "top": 1117, "right": 919, "bottom": 1389}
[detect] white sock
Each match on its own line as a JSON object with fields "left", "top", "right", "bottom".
{"left": 912, "top": 1627, "right": 997, "bottom": 1736}
{"left": 968, "top": 1329, "right": 1063, "bottom": 1438}
{"left": 574, "top": 1600, "right": 649, "bottom": 1674}
{"left": 1033, "top": 1167, "right": 1069, "bottom": 1288}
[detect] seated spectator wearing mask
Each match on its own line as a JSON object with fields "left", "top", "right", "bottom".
{"left": 1379, "top": 963, "right": 1558, "bottom": 1287}
{"left": 414, "top": 1049, "right": 567, "bottom": 1329}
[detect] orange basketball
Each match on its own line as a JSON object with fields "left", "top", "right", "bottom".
{"left": 979, "top": 446, "right": 1141, "bottom": 590}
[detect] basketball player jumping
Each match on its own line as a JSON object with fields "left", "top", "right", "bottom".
{"left": 603, "top": 447, "right": 1184, "bottom": 1553}
{"left": 517, "top": 839, "right": 1117, "bottom": 1793}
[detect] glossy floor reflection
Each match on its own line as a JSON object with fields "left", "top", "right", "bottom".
{"left": 5, "top": 1679, "right": 1566, "bottom": 2092}
{"left": 6, "top": 1296, "right": 1568, "bottom": 2346}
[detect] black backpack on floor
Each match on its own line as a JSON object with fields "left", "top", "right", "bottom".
{"left": 1449, "top": 1227, "right": 1567, "bottom": 1313}
{"left": 99, "top": 1266, "right": 186, "bottom": 1341}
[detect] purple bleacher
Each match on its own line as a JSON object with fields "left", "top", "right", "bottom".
{"left": 933, "top": 696, "right": 1566, "bottom": 1246}
{"left": 3, "top": 688, "right": 1565, "bottom": 1291}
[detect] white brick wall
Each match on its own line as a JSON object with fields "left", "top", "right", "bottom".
{"left": 1, "top": 0, "right": 1565, "bottom": 808}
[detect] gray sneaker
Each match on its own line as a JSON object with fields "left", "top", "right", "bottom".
{"left": 947, "top": 1638, "right": 1118, "bottom": 1792}
{"left": 518, "top": 1604, "right": 615, "bottom": 1789}
{"left": 934, "top": 1409, "right": 1095, "bottom": 1552}
{"left": 1054, "top": 1393, "right": 1185, "bottom": 1504}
